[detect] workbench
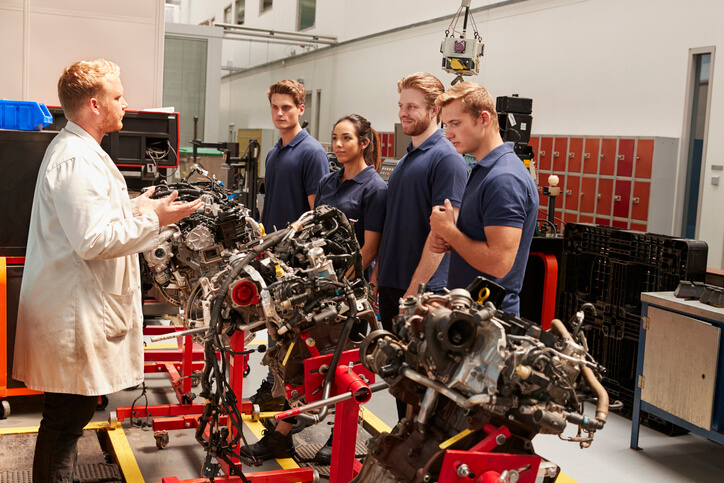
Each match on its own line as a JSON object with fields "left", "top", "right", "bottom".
{"left": 631, "top": 291, "right": 724, "bottom": 449}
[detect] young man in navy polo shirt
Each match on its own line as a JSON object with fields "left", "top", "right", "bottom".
{"left": 430, "top": 81, "right": 538, "bottom": 316}
{"left": 373, "top": 72, "right": 467, "bottom": 419}
{"left": 244, "top": 80, "right": 328, "bottom": 460}
{"left": 374, "top": 72, "right": 467, "bottom": 330}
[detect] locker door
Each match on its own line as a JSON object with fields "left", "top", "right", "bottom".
{"left": 567, "top": 137, "right": 583, "bottom": 174}
{"left": 635, "top": 139, "right": 654, "bottom": 179}
{"left": 631, "top": 181, "right": 651, "bottom": 221}
{"left": 596, "top": 178, "right": 614, "bottom": 216}
{"left": 538, "top": 137, "right": 553, "bottom": 172}
{"left": 564, "top": 175, "right": 581, "bottom": 211}
{"left": 613, "top": 179, "right": 632, "bottom": 219}
{"left": 552, "top": 137, "right": 568, "bottom": 172}
{"left": 579, "top": 177, "right": 597, "bottom": 214}
{"left": 599, "top": 139, "right": 617, "bottom": 176}
{"left": 553, "top": 173, "right": 565, "bottom": 210}
{"left": 583, "top": 138, "right": 600, "bottom": 175}
{"left": 617, "top": 139, "right": 635, "bottom": 178}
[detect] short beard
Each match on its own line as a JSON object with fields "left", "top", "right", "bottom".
{"left": 402, "top": 117, "right": 432, "bottom": 137}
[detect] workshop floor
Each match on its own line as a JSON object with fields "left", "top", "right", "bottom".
{"left": 2, "top": 329, "right": 724, "bottom": 483}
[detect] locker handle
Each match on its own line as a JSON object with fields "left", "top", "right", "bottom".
{"left": 553, "top": 151, "right": 560, "bottom": 157}
{"left": 583, "top": 153, "right": 591, "bottom": 159}
{"left": 568, "top": 152, "right": 574, "bottom": 158}
{"left": 600, "top": 154, "right": 605, "bottom": 159}
{"left": 597, "top": 194, "right": 602, "bottom": 199}
{"left": 617, "top": 155, "right": 624, "bottom": 161}
{"left": 633, "top": 197, "right": 640, "bottom": 204}
{"left": 614, "top": 195, "right": 622, "bottom": 202}
{"left": 566, "top": 190, "right": 572, "bottom": 195}
{"left": 537, "top": 186, "right": 543, "bottom": 192}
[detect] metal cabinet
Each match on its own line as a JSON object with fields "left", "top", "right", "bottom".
{"left": 631, "top": 292, "right": 724, "bottom": 448}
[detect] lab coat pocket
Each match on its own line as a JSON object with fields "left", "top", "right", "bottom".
{"left": 102, "top": 290, "right": 134, "bottom": 339}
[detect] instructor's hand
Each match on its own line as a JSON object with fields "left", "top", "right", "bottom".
{"left": 154, "top": 190, "right": 204, "bottom": 227}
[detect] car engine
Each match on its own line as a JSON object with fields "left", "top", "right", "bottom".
{"left": 141, "top": 179, "right": 378, "bottom": 471}
{"left": 355, "top": 279, "right": 609, "bottom": 483}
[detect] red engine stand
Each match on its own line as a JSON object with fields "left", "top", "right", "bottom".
{"left": 437, "top": 424, "right": 542, "bottom": 483}
{"left": 276, "top": 349, "right": 375, "bottom": 483}
{"left": 119, "top": 330, "right": 315, "bottom": 482}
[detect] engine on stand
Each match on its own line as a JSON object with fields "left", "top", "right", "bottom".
{"left": 140, "top": 178, "right": 378, "bottom": 474}
{"left": 356, "top": 279, "right": 609, "bottom": 483}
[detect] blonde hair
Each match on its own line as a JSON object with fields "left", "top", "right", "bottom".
{"left": 57, "top": 59, "right": 120, "bottom": 121}
{"left": 267, "top": 79, "right": 306, "bottom": 107}
{"left": 397, "top": 72, "right": 444, "bottom": 122}
{"left": 436, "top": 81, "right": 499, "bottom": 130}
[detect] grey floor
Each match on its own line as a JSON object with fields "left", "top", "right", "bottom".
{"left": 3, "top": 329, "right": 724, "bottom": 482}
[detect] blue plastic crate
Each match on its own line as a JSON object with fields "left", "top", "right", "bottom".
{"left": 0, "top": 100, "right": 53, "bottom": 131}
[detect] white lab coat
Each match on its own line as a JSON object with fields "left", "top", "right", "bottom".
{"left": 13, "top": 121, "right": 163, "bottom": 396}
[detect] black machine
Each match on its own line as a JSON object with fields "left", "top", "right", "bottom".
{"left": 189, "top": 117, "right": 262, "bottom": 220}
{"left": 497, "top": 94, "right": 534, "bottom": 164}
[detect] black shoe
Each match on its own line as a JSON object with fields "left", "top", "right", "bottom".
{"left": 313, "top": 430, "right": 334, "bottom": 465}
{"left": 249, "top": 379, "right": 285, "bottom": 411}
{"left": 238, "top": 429, "right": 295, "bottom": 460}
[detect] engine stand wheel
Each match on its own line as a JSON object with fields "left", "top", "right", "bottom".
{"left": 155, "top": 431, "right": 170, "bottom": 449}
{"left": 0, "top": 399, "right": 10, "bottom": 419}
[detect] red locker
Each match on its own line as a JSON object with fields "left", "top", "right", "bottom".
{"left": 599, "top": 139, "right": 617, "bottom": 176}
{"left": 567, "top": 138, "right": 583, "bottom": 173}
{"left": 553, "top": 137, "right": 568, "bottom": 172}
{"left": 579, "top": 177, "right": 597, "bottom": 213}
{"left": 579, "top": 214, "right": 594, "bottom": 223}
{"left": 617, "top": 139, "right": 635, "bottom": 178}
{"left": 635, "top": 139, "right": 654, "bottom": 179}
{"left": 596, "top": 178, "right": 613, "bottom": 216}
{"left": 630, "top": 222, "right": 647, "bottom": 232}
{"left": 538, "top": 137, "right": 553, "bottom": 171}
{"left": 631, "top": 181, "right": 651, "bottom": 221}
{"left": 564, "top": 175, "right": 581, "bottom": 212}
{"left": 613, "top": 179, "right": 632, "bottom": 219}
{"left": 612, "top": 219, "right": 629, "bottom": 229}
{"left": 583, "top": 138, "right": 600, "bottom": 175}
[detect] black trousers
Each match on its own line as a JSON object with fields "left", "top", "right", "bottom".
{"left": 378, "top": 286, "right": 408, "bottom": 421}
{"left": 33, "top": 392, "right": 98, "bottom": 483}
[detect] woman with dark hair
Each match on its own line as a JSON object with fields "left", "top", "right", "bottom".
{"left": 310, "top": 113, "right": 387, "bottom": 464}
{"left": 315, "top": 114, "right": 387, "bottom": 276}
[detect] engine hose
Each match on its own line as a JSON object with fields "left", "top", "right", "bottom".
{"left": 550, "top": 318, "right": 608, "bottom": 424}
{"left": 297, "top": 287, "right": 359, "bottom": 425}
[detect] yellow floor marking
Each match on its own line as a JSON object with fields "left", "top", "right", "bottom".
{"left": 243, "top": 419, "right": 300, "bottom": 470}
{"left": 556, "top": 472, "right": 578, "bottom": 482}
{"left": 106, "top": 424, "right": 145, "bottom": 483}
{"left": 144, "top": 342, "right": 178, "bottom": 349}
{"left": 0, "top": 421, "right": 110, "bottom": 435}
{"left": 359, "top": 406, "right": 392, "bottom": 435}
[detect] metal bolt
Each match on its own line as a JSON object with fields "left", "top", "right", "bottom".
{"left": 185, "top": 422, "right": 191, "bottom": 428}
{"left": 496, "top": 434, "right": 507, "bottom": 445}
{"left": 291, "top": 390, "right": 299, "bottom": 398}
{"left": 456, "top": 463, "right": 472, "bottom": 477}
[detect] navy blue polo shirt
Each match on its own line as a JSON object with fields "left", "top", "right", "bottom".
{"left": 448, "top": 142, "right": 538, "bottom": 315}
{"left": 261, "top": 129, "right": 329, "bottom": 232}
{"left": 314, "top": 165, "right": 387, "bottom": 248}
{"left": 377, "top": 129, "right": 467, "bottom": 292}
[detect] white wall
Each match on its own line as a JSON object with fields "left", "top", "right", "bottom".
{"left": 215, "top": 0, "right": 724, "bottom": 268}
{"left": 0, "top": 0, "right": 165, "bottom": 109}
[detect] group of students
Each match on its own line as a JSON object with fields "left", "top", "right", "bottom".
{"left": 243, "top": 72, "right": 539, "bottom": 461}
{"left": 12, "top": 59, "right": 538, "bottom": 480}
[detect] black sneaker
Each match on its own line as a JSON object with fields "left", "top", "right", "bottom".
{"left": 313, "top": 430, "right": 334, "bottom": 465}
{"left": 249, "top": 379, "right": 285, "bottom": 411}
{"left": 238, "top": 429, "right": 294, "bottom": 460}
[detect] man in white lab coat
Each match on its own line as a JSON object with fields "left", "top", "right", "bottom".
{"left": 12, "top": 59, "right": 203, "bottom": 482}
